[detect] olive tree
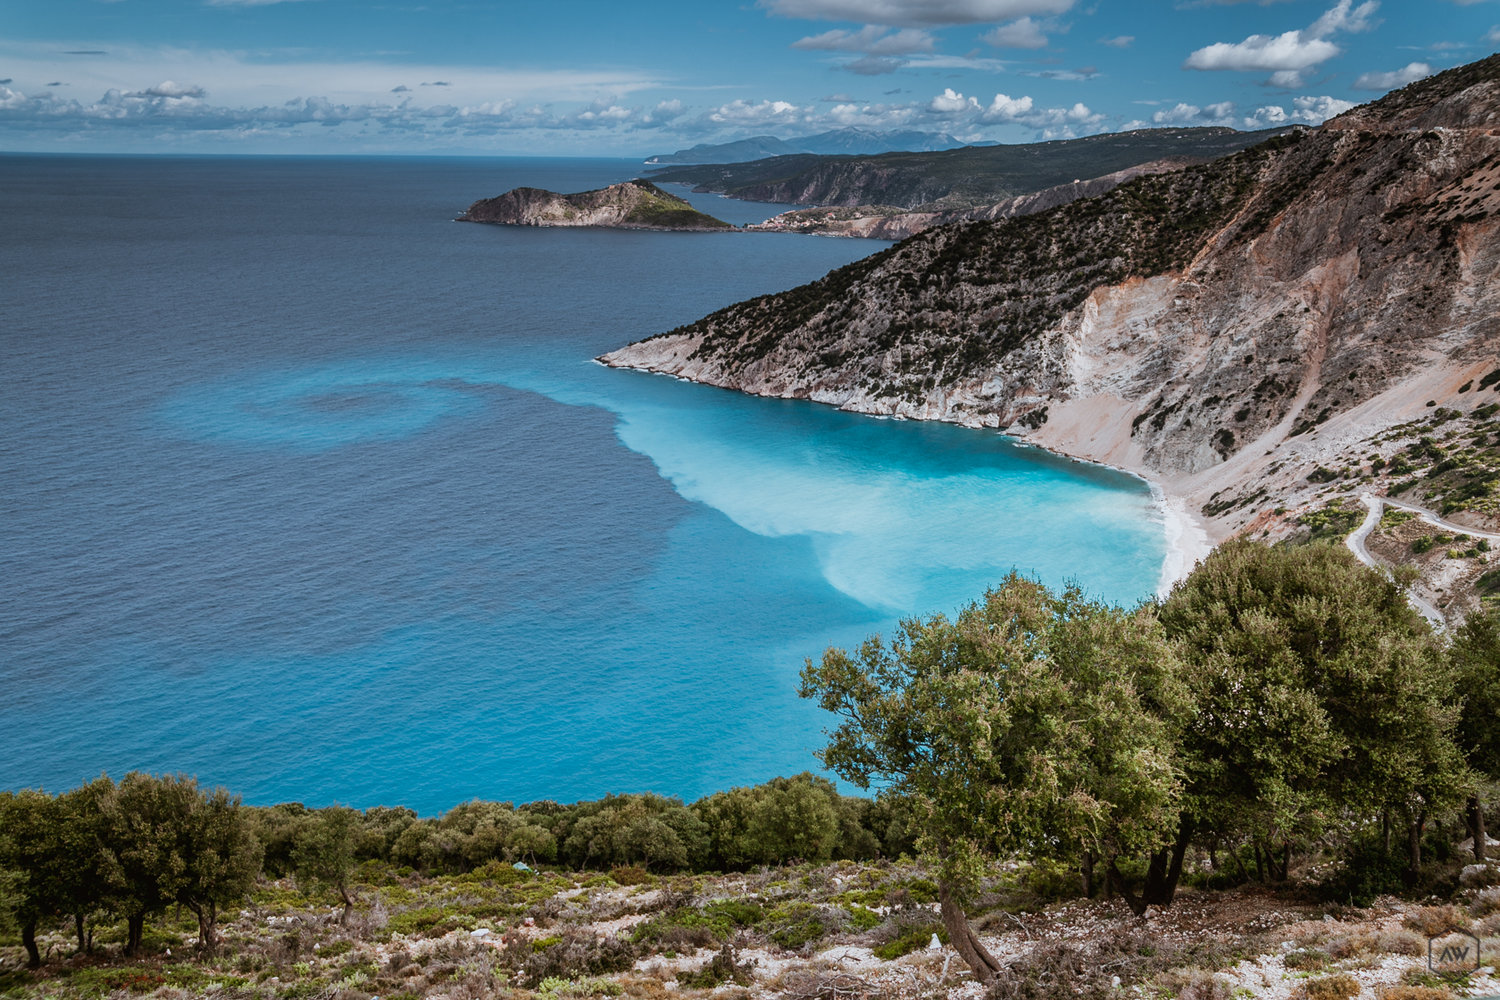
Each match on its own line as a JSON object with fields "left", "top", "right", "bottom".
{"left": 1160, "top": 540, "right": 1466, "bottom": 879}
{"left": 800, "top": 574, "right": 1188, "bottom": 982}
{"left": 1451, "top": 606, "right": 1500, "bottom": 860}
{"left": 109, "top": 773, "right": 260, "bottom": 955}
{"left": 0, "top": 790, "right": 66, "bottom": 968}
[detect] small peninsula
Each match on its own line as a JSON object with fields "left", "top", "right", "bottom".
{"left": 458, "top": 179, "right": 734, "bottom": 231}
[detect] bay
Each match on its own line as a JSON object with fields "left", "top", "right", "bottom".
{"left": 0, "top": 154, "right": 1165, "bottom": 813}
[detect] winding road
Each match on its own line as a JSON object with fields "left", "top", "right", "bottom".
{"left": 1345, "top": 492, "right": 1500, "bottom": 629}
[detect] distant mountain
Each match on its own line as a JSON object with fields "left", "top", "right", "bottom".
{"left": 644, "top": 136, "right": 804, "bottom": 166}
{"left": 644, "top": 127, "right": 966, "bottom": 165}
{"left": 646, "top": 127, "right": 1292, "bottom": 211}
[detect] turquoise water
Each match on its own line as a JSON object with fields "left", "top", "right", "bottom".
{"left": 0, "top": 154, "right": 1165, "bottom": 813}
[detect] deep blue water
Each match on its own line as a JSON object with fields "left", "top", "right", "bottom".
{"left": 0, "top": 154, "right": 1166, "bottom": 813}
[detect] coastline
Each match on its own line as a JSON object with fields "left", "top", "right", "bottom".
{"left": 1150, "top": 481, "right": 1215, "bottom": 598}
{"left": 599, "top": 356, "right": 1218, "bottom": 604}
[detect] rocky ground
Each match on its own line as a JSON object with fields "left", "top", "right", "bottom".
{"left": 8, "top": 856, "right": 1500, "bottom": 1000}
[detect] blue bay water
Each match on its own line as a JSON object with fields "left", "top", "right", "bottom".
{"left": 0, "top": 154, "right": 1165, "bottom": 813}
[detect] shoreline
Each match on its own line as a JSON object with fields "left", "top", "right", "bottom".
{"left": 1150, "top": 480, "right": 1215, "bottom": 598}
{"left": 600, "top": 356, "right": 1218, "bottom": 603}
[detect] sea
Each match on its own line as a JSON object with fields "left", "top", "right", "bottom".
{"left": 0, "top": 154, "right": 1168, "bottom": 814}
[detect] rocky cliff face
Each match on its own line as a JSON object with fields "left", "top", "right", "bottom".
{"left": 601, "top": 57, "right": 1500, "bottom": 552}
{"left": 459, "top": 180, "right": 732, "bottom": 231}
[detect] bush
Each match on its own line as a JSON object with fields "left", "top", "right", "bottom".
{"left": 872, "top": 923, "right": 946, "bottom": 959}
{"left": 765, "top": 902, "right": 828, "bottom": 950}
{"left": 1378, "top": 988, "right": 1455, "bottom": 1000}
{"left": 515, "top": 928, "right": 637, "bottom": 987}
{"left": 1300, "top": 973, "right": 1359, "bottom": 1000}
{"left": 610, "top": 865, "right": 652, "bottom": 886}
{"left": 1319, "top": 839, "right": 1406, "bottom": 907}
{"left": 1285, "top": 949, "right": 1331, "bottom": 970}
{"left": 675, "top": 944, "right": 754, "bottom": 988}
{"left": 1403, "top": 905, "right": 1470, "bottom": 937}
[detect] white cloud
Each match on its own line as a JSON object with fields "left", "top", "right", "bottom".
{"left": 1307, "top": 0, "right": 1379, "bottom": 37}
{"left": 924, "top": 87, "right": 1103, "bottom": 135}
{"left": 1184, "top": 0, "right": 1378, "bottom": 86}
{"left": 981, "top": 92, "right": 1034, "bottom": 119}
{"left": 1486, "top": 25, "right": 1500, "bottom": 44}
{"left": 759, "top": 0, "right": 1074, "bottom": 28}
{"left": 1147, "top": 94, "right": 1354, "bottom": 129}
{"left": 142, "top": 80, "right": 206, "bottom": 98}
{"left": 929, "top": 87, "right": 979, "bottom": 113}
{"left": 792, "top": 26, "right": 935, "bottom": 54}
{"left": 1100, "top": 35, "right": 1134, "bottom": 48}
{"left": 1352, "top": 61, "right": 1432, "bottom": 90}
{"left": 1151, "top": 101, "right": 1238, "bottom": 126}
{"left": 707, "top": 98, "right": 808, "bottom": 126}
{"left": 983, "top": 17, "right": 1050, "bottom": 49}
{"left": 0, "top": 39, "right": 664, "bottom": 111}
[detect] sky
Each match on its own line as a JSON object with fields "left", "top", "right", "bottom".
{"left": 0, "top": 0, "right": 1496, "bottom": 157}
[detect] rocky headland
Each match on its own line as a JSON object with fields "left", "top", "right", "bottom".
{"left": 603, "top": 56, "right": 1500, "bottom": 621}
{"left": 459, "top": 180, "right": 733, "bottom": 231}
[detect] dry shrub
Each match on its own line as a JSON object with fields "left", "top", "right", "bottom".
{"left": 1155, "top": 969, "right": 1234, "bottom": 1000}
{"left": 1326, "top": 933, "right": 1375, "bottom": 960}
{"left": 1296, "top": 972, "right": 1360, "bottom": 1000}
{"left": 987, "top": 942, "right": 1116, "bottom": 1000}
{"left": 1376, "top": 929, "right": 1424, "bottom": 956}
{"left": 1284, "top": 949, "right": 1331, "bottom": 970}
{"left": 511, "top": 928, "right": 636, "bottom": 987}
{"left": 774, "top": 968, "right": 875, "bottom": 1000}
{"left": 618, "top": 975, "right": 672, "bottom": 999}
{"left": 611, "top": 865, "right": 652, "bottom": 886}
{"left": 1470, "top": 888, "right": 1500, "bottom": 918}
{"left": 1377, "top": 987, "right": 1454, "bottom": 1000}
{"left": 1403, "top": 905, "right": 1470, "bottom": 937}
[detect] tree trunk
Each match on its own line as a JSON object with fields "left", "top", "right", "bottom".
{"left": 937, "top": 879, "right": 1004, "bottom": 983}
{"left": 1406, "top": 808, "right": 1427, "bottom": 880}
{"left": 1469, "top": 795, "right": 1488, "bottom": 863}
{"left": 125, "top": 913, "right": 145, "bottom": 957}
{"left": 74, "top": 912, "right": 86, "bottom": 953}
{"left": 339, "top": 886, "right": 354, "bottom": 925}
{"left": 1228, "top": 844, "right": 1252, "bottom": 885}
{"left": 1106, "top": 860, "right": 1149, "bottom": 917}
{"left": 22, "top": 920, "right": 41, "bottom": 969}
{"left": 189, "top": 901, "right": 219, "bottom": 955}
{"left": 1144, "top": 819, "right": 1194, "bottom": 907}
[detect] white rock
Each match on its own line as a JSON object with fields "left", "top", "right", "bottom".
{"left": 928, "top": 933, "right": 942, "bottom": 951}
{"left": 1461, "top": 864, "right": 1496, "bottom": 887}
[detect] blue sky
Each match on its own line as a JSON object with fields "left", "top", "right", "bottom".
{"left": 1, "top": 0, "right": 1495, "bottom": 156}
